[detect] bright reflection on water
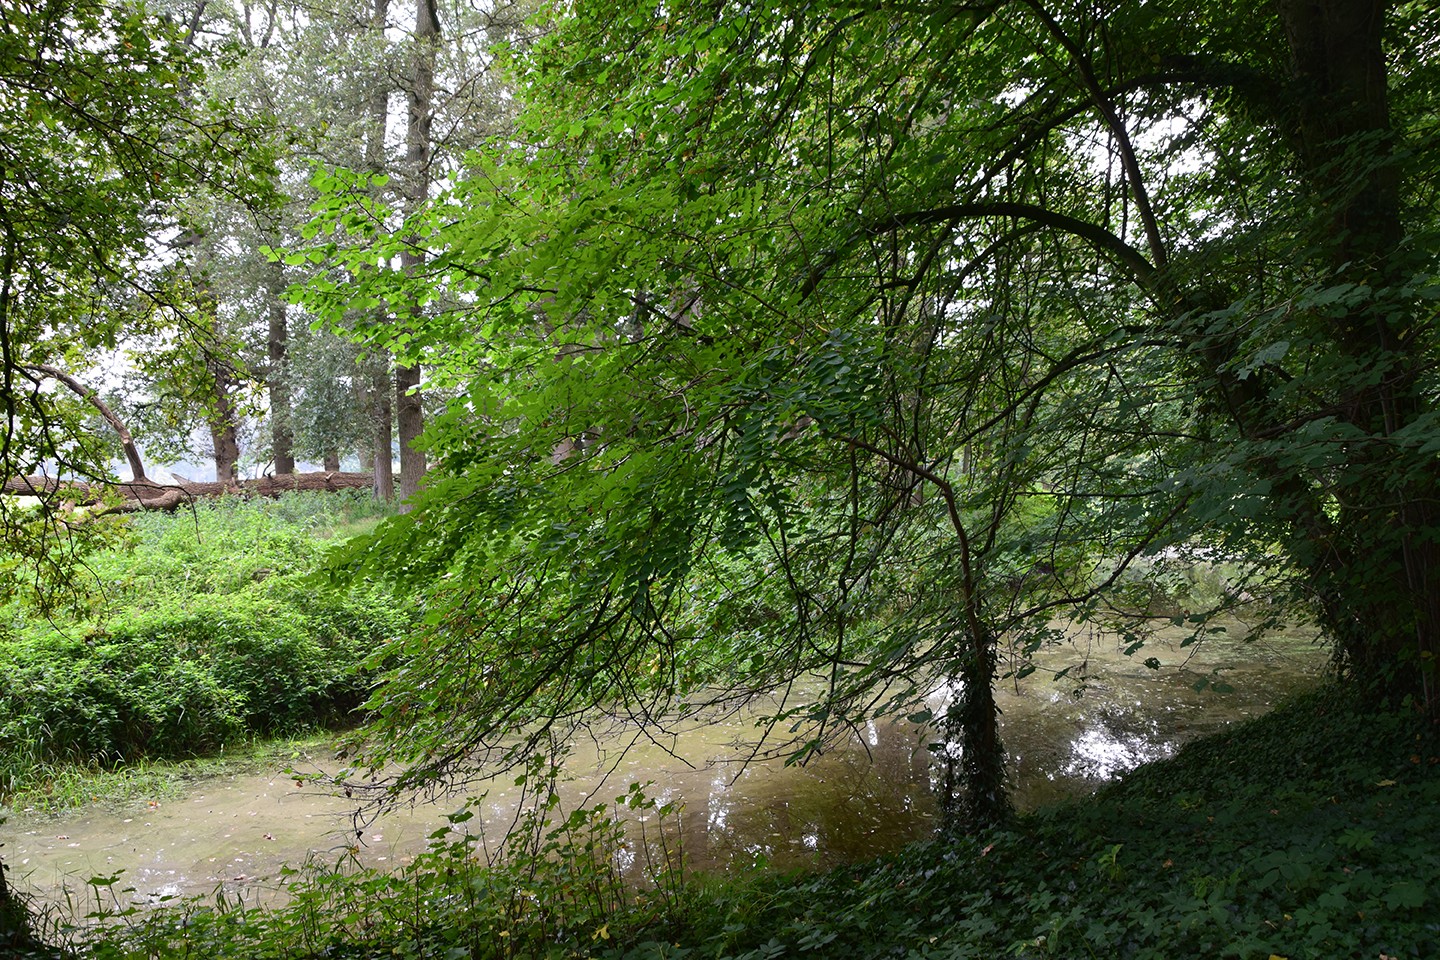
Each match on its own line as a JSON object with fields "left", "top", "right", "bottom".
{"left": 5, "top": 619, "right": 1325, "bottom": 910}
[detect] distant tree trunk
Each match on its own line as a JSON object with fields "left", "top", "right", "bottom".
{"left": 266, "top": 252, "right": 295, "bottom": 475}
{"left": 363, "top": 0, "right": 397, "bottom": 502}
{"left": 209, "top": 372, "right": 241, "bottom": 483}
{"left": 396, "top": 0, "right": 439, "bottom": 510}
{"left": 396, "top": 363, "right": 424, "bottom": 502}
{"left": 354, "top": 369, "right": 376, "bottom": 474}
{"left": 368, "top": 357, "right": 394, "bottom": 501}
{"left": 195, "top": 264, "right": 241, "bottom": 484}
{"left": 323, "top": 449, "right": 341, "bottom": 472}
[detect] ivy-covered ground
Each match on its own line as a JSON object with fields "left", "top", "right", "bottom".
{"left": 45, "top": 684, "right": 1438, "bottom": 960}
{"left": 669, "top": 686, "right": 1440, "bottom": 960}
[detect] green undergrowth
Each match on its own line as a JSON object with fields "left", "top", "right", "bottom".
{"left": 0, "top": 492, "right": 411, "bottom": 802}
{"left": 5, "top": 735, "right": 337, "bottom": 815}
{"left": 42, "top": 684, "right": 1440, "bottom": 960}
{"left": 660, "top": 686, "right": 1440, "bottom": 960}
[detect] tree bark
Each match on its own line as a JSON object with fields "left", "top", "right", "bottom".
{"left": 180, "top": 235, "right": 243, "bottom": 485}
{"left": 396, "top": 363, "right": 424, "bottom": 503}
{"left": 395, "top": 0, "right": 439, "bottom": 510}
{"left": 21, "top": 363, "right": 147, "bottom": 482}
{"left": 1274, "top": 0, "right": 1438, "bottom": 710}
{"left": 3, "top": 470, "right": 374, "bottom": 511}
{"left": 208, "top": 355, "right": 241, "bottom": 484}
{"left": 368, "top": 356, "right": 394, "bottom": 501}
{"left": 363, "top": 0, "right": 397, "bottom": 502}
{"left": 266, "top": 251, "right": 295, "bottom": 474}
{"left": 942, "top": 627, "right": 1010, "bottom": 829}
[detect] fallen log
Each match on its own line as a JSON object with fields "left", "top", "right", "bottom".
{"left": 3, "top": 471, "right": 375, "bottom": 512}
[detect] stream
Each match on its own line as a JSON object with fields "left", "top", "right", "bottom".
{"left": 4, "top": 619, "right": 1326, "bottom": 912}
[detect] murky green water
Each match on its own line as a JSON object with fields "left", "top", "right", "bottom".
{"left": 4, "top": 619, "right": 1325, "bottom": 910}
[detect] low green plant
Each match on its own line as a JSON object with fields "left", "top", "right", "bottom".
{"left": 75, "top": 774, "right": 688, "bottom": 960}
{"left": 81, "top": 490, "right": 390, "bottom": 603}
{"left": 5, "top": 735, "right": 336, "bottom": 814}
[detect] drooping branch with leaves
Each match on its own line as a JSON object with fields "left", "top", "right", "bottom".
{"left": 297, "top": 0, "right": 1440, "bottom": 825}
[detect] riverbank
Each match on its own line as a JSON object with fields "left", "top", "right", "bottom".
{"left": 5, "top": 623, "right": 1325, "bottom": 919}
{"left": 25, "top": 683, "right": 1436, "bottom": 959}
{"left": 0, "top": 493, "right": 408, "bottom": 804}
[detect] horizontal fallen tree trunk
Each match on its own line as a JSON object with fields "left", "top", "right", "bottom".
{"left": 3, "top": 471, "right": 375, "bottom": 512}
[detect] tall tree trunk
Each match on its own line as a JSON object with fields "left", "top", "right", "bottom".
{"left": 265, "top": 252, "right": 295, "bottom": 474}
{"left": 396, "top": 0, "right": 439, "bottom": 509}
{"left": 360, "top": 0, "right": 398, "bottom": 501}
{"left": 208, "top": 364, "right": 241, "bottom": 483}
{"left": 396, "top": 362, "right": 424, "bottom": 502}
{"left": 187, "top": 242, "right": 242, "bottom": 485}
{"left": 354, "top": 372, "right": 376, "bottom": 473}
{"left": 941, "top": 626, "right": 1010, "bottom": 830}
{"left": 369, "top": 357, "right": 395, "bottom": 501}
{"left": 1276, "top": 0, "right": 1438, "bottom": 711}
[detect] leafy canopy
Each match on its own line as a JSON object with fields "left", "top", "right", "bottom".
{"left": 295, "top": 0, "right": 1440, "bottom": 803}
{"left": 0, "top": 0, "right": 277, "bottom": 608}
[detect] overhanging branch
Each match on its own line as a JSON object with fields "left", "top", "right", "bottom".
{"left": 870, "top": 202, "right": 1164, "bottom": 298}
{"left": 21, "top": 362, "right": 148, "bottom": 482}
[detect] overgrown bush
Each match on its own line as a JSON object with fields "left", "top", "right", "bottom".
{"left": 0, "top": 631, "right": 247, "bottom": 785}
{"left": 0, "top": 494, "right": 411, "bottom": 798}
{"left": 79, "top": 490, "right": 390, "bottom": 602}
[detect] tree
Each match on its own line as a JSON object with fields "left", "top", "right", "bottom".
{"left": 300, "top": 0, "right": 1439, "bottom": 825}
{"left": 391, "top": 0, "right": 441, "bottom": 506}
{"left": 0, "top": 0, "right": 271, "bottom": 935}
{"left": 0, "top": 0, "right": 272, "bottom": 551}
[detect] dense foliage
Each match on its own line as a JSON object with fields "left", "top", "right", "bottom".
{"left": 6, "top": 0, "right": 1440, "bottom": 954}
{"left": 294, "top": 0, "right": 1440, "bottom": 824}
{"left": 0, "top": 494, "right": 409, "bottom": 801}
{"left": 0, "top": 0, "right": 274, "bottom": 515}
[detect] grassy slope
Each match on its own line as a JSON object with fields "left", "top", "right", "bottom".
{"left": 0, "top": 493, "right": 404, "bottom": 805}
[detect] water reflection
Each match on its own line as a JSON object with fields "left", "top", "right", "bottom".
{"left": 5, "top": 619, "right": 1324, "bottom": 909}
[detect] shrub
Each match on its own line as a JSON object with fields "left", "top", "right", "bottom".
{"left": 0, "top": 631, "right": 247, "bottom": 786}
{"left": 0, "top": 493, "right": 412, "bottom": 797}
